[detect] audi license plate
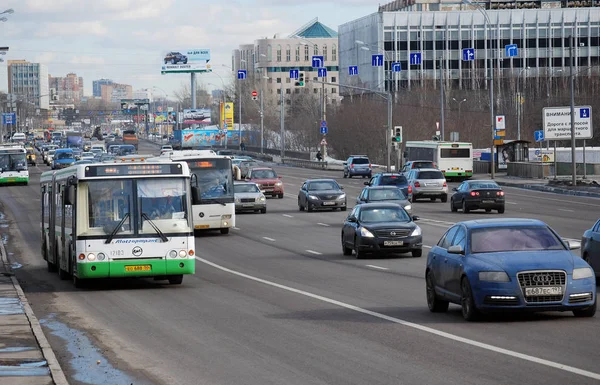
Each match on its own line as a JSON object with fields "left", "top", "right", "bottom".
{"left": 525, "top": 287, "right": 562, "bottom": 296}
{"left": 125, "top": 265, "right": 151, "bottom": 272}
{"left": 384, "top": 240, "right": 404, "bottom": 246}
{"left": 482, "top": 200, "right": 495, "bottom": 204}
{"left": 322, "top": 202, "right": 335, "bottom": 206}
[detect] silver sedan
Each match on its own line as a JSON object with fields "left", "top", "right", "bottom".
{"left": 234, "top": 182, "right": 267, "bottom": 214}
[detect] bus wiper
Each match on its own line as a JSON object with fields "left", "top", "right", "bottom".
{"left": 141, "top": 213, "right": 169, "bottom": 242}
{"left": 203, "top": 198, "right": 227, "bottom": 206}
{"left": 105, "top": 213, "right": 130, "bottom": 244}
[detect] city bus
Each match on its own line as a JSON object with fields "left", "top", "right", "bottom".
{"left": 148, "top": 150, "right": 240, "bottom": 235}
{"left": 0, "top": 144, "right": 29, "bottom": 185}
{"left": 40, "top": 161, "right": 196, "bottom": 288}
{"left": 404, "top": 141, "right": 473, "bottom": 181}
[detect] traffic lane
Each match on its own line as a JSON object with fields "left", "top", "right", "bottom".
{"left": 196, "top": 231, "right": 600, "bottom": 380}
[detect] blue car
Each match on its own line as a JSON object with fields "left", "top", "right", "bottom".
{"left": 52, "top": 148, "right": 75, "bottom": 170}
{"left": 426, "top": 218, "right": 596, "bottom": 321}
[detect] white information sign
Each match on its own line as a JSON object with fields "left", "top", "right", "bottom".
{"left": 542, "top": 106, "right": 593, "bottom": 140}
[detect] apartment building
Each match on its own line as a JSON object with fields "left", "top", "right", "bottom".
{"left": 48, "top": 72, "right": 84, "bottom": 104}
{"left": 92, "top": 79, "right": 114, "bottom": 97}
{"left": 100, "top": 83, "right": 133, "bottom": 104}
{"left": 7, "top": 60, "right": 49, "bottom": 110}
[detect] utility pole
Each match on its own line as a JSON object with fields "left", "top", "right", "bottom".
{"left": 439, "top": 56, "right": 445, "bottom": 141}
{"left": 280, "top": 82, "right": 285, "bottom": 160}
{"left": 260, "top": 87, "right": 264, "bottom": 154}
{"left": 569, "top": 34, "right": 576, "bottom": 187}
{"left": 190, "top": 73, "right": 196, "bottom": 109}
{"left": 238, "top": 79, "right": 242, "bottom": 149}
{"left": 321, "top": 77, "right": 327, "bottom": 160}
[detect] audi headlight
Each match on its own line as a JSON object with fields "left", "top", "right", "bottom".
{"left": 410, "top": 226, "right": 421, "bottom": 236}
{"left": 478, "top": 271, "right": 510, "bottom": 282}
{"left": 360, "top": 227, "right": 374, "bottom": 238}
{"left": 308, "top": 195, "right": 319, "bottom": 200}
{"left": 404, "top": 204, "right": 412, "bottom": 211}
{"left": 573, "top": 267, "right": 594, "bottom": 280}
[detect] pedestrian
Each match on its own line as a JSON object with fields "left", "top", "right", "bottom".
{"left": 316, "top": 150, "right": 322, "bottom": 161}
{"left": 240, "top": 141, "right": 246, "bottom": 151}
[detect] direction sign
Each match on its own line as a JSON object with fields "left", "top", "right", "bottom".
{"left": 289, "top": 69, "right": 299, "bottom": 79}
{"left": 543, "top": 106, "right": 593, "bottom": 140}
{"left": 505, "top": 44, "right": 518, "bottom": 57}
{"left": 462, "top": 48, "right": 475, "bottom": 61}
{"left": 349, "top": 66, "right": 359, "bottom": 76}
{"left": 320, "top": 126, "right": 328, "bottom": 135}
{"left": 237, "top": 70, "right": 247, "bottom": 80}
{"left": 495, "top": 115, "right": 506, "bottom": 130}
{"left": 391, "top": 62, "right": 402, "bottom": 72}
{"left": 1, "top": 112, "right": 16, "bottom": 125}
{"left": 534, "top": 130, "right": 545, "bottom": 142}
{"left": 372, "top": 54, "right": 384, "bottom": 67}
{"left": 317, "top": 68, "right": 327, "bottom": 78}
{"left": 410, "top": 52, "right": 422, "bottom": 65}
{"left": 312, "top": 55, "right": 324, "bottom": 68}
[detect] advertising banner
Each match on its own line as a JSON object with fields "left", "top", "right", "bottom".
{"left": 224, "top": 102, "right": 234, "bottom": 130}
{"left": 183, "top": 108, "right": 211, "bottom": 125}
{"left": 180, "top": 129, "right": 240, "bottom": 147}
{"left": 530, "top": 149, "right": 555, "bottom": 163}
{"left": 1, "top": 113, "right": 16, "bottom": 125}
{"left": 161, "top": 49, "right": 212, "bottom": 74}
{"left": 154, "top": 112, "right": 177, "bottom": 125}
{"left": 121, "top": 99, "right": 149, "bottom": 114}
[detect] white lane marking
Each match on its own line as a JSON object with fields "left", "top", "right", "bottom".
{"left": 195, "top": 256, "right": 600, "bottom": 381}
{"left": 366, "top": 265, "right": 389, "bottom": 271}
{"left": 262, "top": 237, "right": 276, "bottom": 242}
{"left": 233, "top": 227, "right": 241, "bottom": 230}
{"left": 306, "top": 250, "right": 322, "bottom": 255}
{"left": 507, "top": 191, "right": 600, "bottom": 207}
{"left": 317, "top": 223, "right": 330, "bottom": 227}
{"left": 558, "top": 208, "right": 575, "bottom": 213}
{"left": 505, "top": 201, "right": 518, "bottom": 205}
{"left": 282, "top": 214, "right": 294, "bottom": 218}
{"left": 423, "top": 245, "right": 432, "bottom": 249}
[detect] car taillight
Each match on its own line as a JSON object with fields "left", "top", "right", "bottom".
{"left": 369, "top": 164, "right": 372, "bottom": 168}
{"left": 470, "top": 191, "right": 480, "bottom": 196}
{"left": 350, "top": 164, "right": 354, "bottom": 168}
{"left": 408, "top": 185, "right": 412, "bottom": 193}
{"left": 443, "top": 181, "right": 447, "bottom": 187}
{"left": 497, "top": 191, "right": 505, "bottom": 196}
{"left": 414, "top": 181, "right": 420, "bottom": 188}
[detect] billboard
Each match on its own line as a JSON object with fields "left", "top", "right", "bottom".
{"left": 530, "top": 149, "right": 555, "bottom": 163}
{"left": 183, "top": 108, "right": 211, "bottom": 125}
{"left": 220, "top": 102, "right": 234, "bottom": 130}
{"left": 179, "top": 129, "right": 240, "bottom": 147}
{"left": 121, "top": 99, "right": 149, "bottom": 114}
{"left": 154, "top": 112, "right": 177, "bottom": 125}
{"left": 161, "top": 49, "right": 212, "bottom": 74}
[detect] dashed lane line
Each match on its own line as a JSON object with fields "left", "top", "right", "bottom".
{"left": 306, "top": 250, "right": 322, "bottom": 255}
{"left": 366, "top": 265, "right": 389, "bottom": 271}
{"left": 317, "top": 223, "right": 330, "bottom": 227}
{"left": 263, "top": 237, "right": 276, "bottom": 242}
{"left": 282, "top": 214, "right": 294, "bottom": 218}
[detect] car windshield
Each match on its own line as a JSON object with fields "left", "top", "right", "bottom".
{"left": 352, "top": 158, "right": 369, "bottom": 164}
{"left": 82, "top": 152, "right": 94, "bottom": 157}
{"left": 413, "top": 162, "right": 434, "bottom": 168}
{"left": 369, "top": 189, "right": 406, "bottom": 201}
{"left": 469, "top": 182, "right": 499, "bottom": 189}
{"left": 359, "top": 208, "right": 410, "bottom": 223}
{"left": 235, "top": 184, "right": 260, "bottom": 193}
{"left": 56, "top": 152, "right": 73, "bottom": 160}
{"left": 308, "top": 181, "right": 338, "bottom": 191}
{"left": 380, "top": 175, "right": 407, "bottom": 185}
{"left": 418, "top": 171, "right": 444, "bottom": 179}
{"left": 470, "top": 227, "right": 565, "bottom": 253}
{"left": 252, "top": 170, "right": 277, "bottom": 179}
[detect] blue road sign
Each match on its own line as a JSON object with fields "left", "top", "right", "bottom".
{"left": 534, "top": 130, "right": 544, "bottom": 142}
{"left": 312, "top": 56, "right": 324, "bottom": 68}
{"left": 320, "top": 126, "right": 328, "bottom": 135}
{"left": 410, "top": 52, "right": 422, "bottom": 65}
{"left": 462, "top": 48, "right": 475, "bottom": 61}
{"left": 371, "top": 54, "right": 384, "bottom": 67}
{"left": 391, "top": 62, "right": 402, "bottom": 72}
{"left": 223, "top": 123, "right": 228, "bottom": 129}
{"left": 349, "top": 66, "right": 359, "bottom": 76}
{"left": 1, "top": 113, "right": 16, "bottom": 125}
{"left": 505, "top": 44, "right": 518, "bottom": 57}
{"left": 237, "top": 70, "right": 247, "bottom": 80}
{"left": 289, "top": 69, "right": 299, "bottom": 79}
{"left": 321, "top": 120, "right": 327, "bottom": 127}
{"left": 580, "top": 107, "right": 591, "bottom": 119}
{"left": 317, "top": 68, "right": 327, "bottom": 78}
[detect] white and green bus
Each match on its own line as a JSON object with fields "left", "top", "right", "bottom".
{"left": 40, "top": 161, "right": 196, "bottom": 288}
{"left": 0, "top": 144, "right": 29, "bottom": 185}
{"left": 404, "top": 141, "right": 473, "bottom": 180}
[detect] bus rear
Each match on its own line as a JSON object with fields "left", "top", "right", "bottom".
{"left": 437, "top": 142, "right": 473, "bottom": 180}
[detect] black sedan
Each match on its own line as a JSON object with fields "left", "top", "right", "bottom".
{"left": 450, "top": 180, "right": 505, "bottom": 214}
{"left": 341, "top": 203, "right": 422, "bottom": 259}
{"left": 298, "top": 179, "right": 346, "bottom": 212}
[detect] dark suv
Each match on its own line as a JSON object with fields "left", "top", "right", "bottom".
{"left": 400, "top": 160, "right": 437, "bottom": 177}
{"left": 364, "top": 173, "right": 409, "bottom": 196}
{"left": 164, "top": 52, "right": 188, "bottom": 64}
{"left": 343, "top": 155, "right": 372, "bottom": 178}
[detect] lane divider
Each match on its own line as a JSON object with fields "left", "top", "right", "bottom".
{"left": 366, "top": 265, "right": 389, "bottom": 271}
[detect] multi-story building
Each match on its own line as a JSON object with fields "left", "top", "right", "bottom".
{"left": 338, "top": 1, "right": 600, "bottom": 94}
{"left": 100, "top": 83, "right": 133, "bottom": 104}
{"left": 133, "top": 88, "right": 153, "bottom": 102}
{"left": 232, "top": 18, "right": 341, "bottom": 104}
{"left": 92, "top": 79, "right": 114, "bottom": 97}
{"left": 7, "top": 60, "right": 49, "bottom": 110}
{"left": 48, "top": 72, "right": 84, "bottom": 104}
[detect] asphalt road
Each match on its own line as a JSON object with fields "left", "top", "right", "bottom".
{"left": 3, "top": 141, "right": 600, "bottom": 385}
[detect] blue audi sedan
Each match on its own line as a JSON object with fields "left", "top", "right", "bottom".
{"left": 426, "top": 218, "right": 596, "bottom": 321}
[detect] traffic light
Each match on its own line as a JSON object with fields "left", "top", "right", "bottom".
{"left": 295, "top": 71, "right": 305, "bottom": 87}
{"left": 392, "top": 126, "right": 402, "bottom": 143}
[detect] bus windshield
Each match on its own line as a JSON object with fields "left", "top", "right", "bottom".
{"left": 0, "top": 152, "right": 27, "bottom": 172}
{"left": 187, "top": 158, "right": 233, "bottom": 202}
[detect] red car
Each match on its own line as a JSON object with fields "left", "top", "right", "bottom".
{"left": 246, "top": 167, "right": 284, "bottom": 198}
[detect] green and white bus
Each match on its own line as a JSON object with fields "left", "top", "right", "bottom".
{"left": 40, "top": 161, "right": 196, "bottom": 288}
{"left": 404, "top": 141, "right": 473, "bottom": 180}
{"left": 0, "top": 144, "right": 29, "bottom": 185}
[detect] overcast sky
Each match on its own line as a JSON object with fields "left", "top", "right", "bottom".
{"left": 0, "top": 0, "right": 379, "bottom": 99}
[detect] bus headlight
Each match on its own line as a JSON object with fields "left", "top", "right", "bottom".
{"left": 179, "top": 250, "right": 187, "bottom": 258}
{"left": 169, "top": 250, "right": 178, "bottom": 258}
{"left": 222, "top": 214, "right": 232, "bottom": 220}
{"left": 87, "top": 253, "right": 96, "bottom": 261}
{"left": 97, "top": 253, "right": 106, "bottom": 261}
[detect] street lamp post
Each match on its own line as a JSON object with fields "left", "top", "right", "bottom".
{"left": 516, "top": 67, "right": 530, "bottom": 141}
{"left": 259, "top": 53, "right": 267, "bottom": 153}
{"left": 452, "top": 98, "right": 467, "bottom": 132}
{"left": 238, "top": 59, "right": 247, "bottom": 149}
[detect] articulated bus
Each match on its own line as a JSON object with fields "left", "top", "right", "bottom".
{"left": 40, "top": 161, "right": 196, "bottom": 288}
{"left": 0, "top": 144, "right": 29, "bottom": 185}
{"left": 149, "top": 150, "right": 240, "bottom": 235}
{"left": 404, "top": 141, "right": 473, "bottom": 181}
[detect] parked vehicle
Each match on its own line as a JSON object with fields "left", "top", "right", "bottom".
{"left": 341, "top": 202, "right": 422, "bottom": 259}
{"left": 450, "top": 180, "right": 505, "bottom": 214}
{"left": 234, "top": 182, "right": 267, "bottom": 214}
{"left": 298, "top": 179, "right": 346, "bottom": 212}
{"left": 426, "top": 218, "right": 596, "bottom": 321}
{"left": 246, "top": 167, "right": 284, "bottom": 198}
{"left": 343, "top": 155, "right": 372, "bottom": 179}
{"left": 406, "top": 168, "right": 448, "bottom": 202}
{"left": 581, "top": 218, "right": 600, "bottom": 278}
{"left": 356, "top": 186, "right": 412, "bottom": 214}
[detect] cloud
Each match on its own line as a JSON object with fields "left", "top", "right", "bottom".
{"left": 69, "top": 56, "right": 106, "bottom": 65}
{"left": 35, "top": 21, "right": 108, "bottom": 38}
{"left": 34, "top": 52, "right": 57, "bottom": 64}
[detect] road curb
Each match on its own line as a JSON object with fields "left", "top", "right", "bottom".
{"left": 494, "top": 181, "right": 600, "bottom": 198}
{"left": 0, "top": 242, "right": 70, "bottom": 385}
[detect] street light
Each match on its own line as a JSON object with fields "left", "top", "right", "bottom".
{"left": 462, "top": 0, "right": 495, "bottom": 179}
{"left": 452, "top": 98, "right": 468, "bottom": 130}
{"left": 516, "top": 66, "right": 530, "bottom": 141}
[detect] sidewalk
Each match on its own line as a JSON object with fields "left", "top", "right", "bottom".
{"left": 472, "top": 173, "right": 600, "bottom": 198}
{"left": 0, "top": 242, "right": 69, "bottom": 385}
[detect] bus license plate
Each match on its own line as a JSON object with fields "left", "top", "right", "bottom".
{"left": 125, "top": 265, "right": 151, "bottom": 272}
{"left": 452, "top": 167, "right": 460, "bottom": 170}
{"left": 194, "top": 225, "right": 210, "bottom": 229}
{"left": 525, "top": 287, "right": 562, "bottom": 296}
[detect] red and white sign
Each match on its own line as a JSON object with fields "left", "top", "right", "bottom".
{"left": 495, "top": 115, "right": 506, "bottom": 130}
{"left": 251, "top": 90, "right": 258, "bottom": 97}
{"left": 320, "top": 138, "right": 327, "bottom": 146}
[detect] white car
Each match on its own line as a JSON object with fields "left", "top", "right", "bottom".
{"left": 81, "top": 152, "right": 95, "bottom": 161}
{"left": 160, "top": 145, "right": 173, "bottom": 155}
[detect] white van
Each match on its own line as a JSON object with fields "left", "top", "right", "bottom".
{"left": 12, "top": 133, "right": 26, "bottom": 143}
